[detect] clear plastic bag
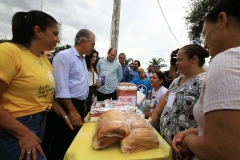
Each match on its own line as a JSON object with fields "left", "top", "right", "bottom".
{"left": 120, "top": 127, "right": 164, "bottom": 155}
{"left": 92, "top": 110, "right": 130, "bottom": 149}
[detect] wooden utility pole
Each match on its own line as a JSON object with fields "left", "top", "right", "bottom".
{"left": 110, "top": 0, "right": 121, "bottom": 57}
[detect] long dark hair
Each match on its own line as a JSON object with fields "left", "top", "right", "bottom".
{"left": 10, "top": 10, "right": 57, "bottom": 48}
{"left": 85, "top": 50, "right": 99, "bottom": 74}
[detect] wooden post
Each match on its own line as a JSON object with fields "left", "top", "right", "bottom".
{"left": 110, "top": 0, "right": 121, "bottom": 58}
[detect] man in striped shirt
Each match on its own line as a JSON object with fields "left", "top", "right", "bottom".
{"left": 97, "top": 48, "right": 122, "bottom": 101}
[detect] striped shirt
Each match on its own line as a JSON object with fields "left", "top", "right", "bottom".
{"left": 97, "top": 58, "right": 122, "bottom": 94}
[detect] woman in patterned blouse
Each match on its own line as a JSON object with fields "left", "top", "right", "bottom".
{"left": 150, "top": 44, "right": 209, "bottom": 160}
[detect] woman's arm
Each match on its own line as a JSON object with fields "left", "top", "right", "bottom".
{"left": 51, "top": 99, "right": 73, "bottom": 130}
{"left": 0, "top": 80, "right": 44, "bottom": 160}
{"left": 149, "top": 92, "right": 167, "bottom": 125}
{"left": 58, "top": 98, "right": 83, "bottom": 127}
{"left": 182, "top": 110, "right": 240, "bottom": 160}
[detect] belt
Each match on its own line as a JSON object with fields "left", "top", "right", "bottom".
{"left": 72, "top": 98, "right": 86, "bottom": 102}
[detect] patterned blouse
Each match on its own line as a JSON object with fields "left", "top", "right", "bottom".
{"left": 160, "top": 72, "right": 207, "bottom": 159}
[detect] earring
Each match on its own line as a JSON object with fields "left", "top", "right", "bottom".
{"left": 39, "top": 35, "right": 42, "bottom": 39}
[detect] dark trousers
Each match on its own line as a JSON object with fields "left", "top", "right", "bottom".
{"left": 86, "top": 86, "right": 97, "bottom": 113}
{"left": 42, "top": 99, "right": 86, "bottom": 160}
{"left": 97, "top": 90, "right": 117, "bottom": 101}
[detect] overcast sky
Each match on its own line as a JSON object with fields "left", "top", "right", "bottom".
{"left": 0, "top": 0, "right": 196, "bottom": 70}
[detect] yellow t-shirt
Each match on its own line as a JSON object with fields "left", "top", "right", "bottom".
{"left": 0, "top": 42, "right": 54, "bottom": 118}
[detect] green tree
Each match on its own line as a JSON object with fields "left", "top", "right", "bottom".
{"left": 148, "top": 58, "right": 167, "bottom": 68}
{"left": 97, "top": 57, "right": 105, "bottom": 61}
{"left": 54, "top": 44, "right": 72, "bottom": 55}
{"left": 185, "top": 0, "right": 219, "bottom": 44}
{"left": 125, "top": 58, "right": 133, "bottom": 66}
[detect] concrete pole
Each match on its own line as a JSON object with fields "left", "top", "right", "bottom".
{"left": 41, "top": 0, "right": 43, "bottom": 11}
{"left": 110, "top": 0, "right": 121, "bottom": 57}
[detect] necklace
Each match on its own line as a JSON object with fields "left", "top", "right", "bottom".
{"left": 179, "top": 68, "right": 202, "bottom": 85}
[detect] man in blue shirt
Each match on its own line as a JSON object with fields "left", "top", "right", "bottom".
{"left": 129, "top": 60, "right": 141, "bottom": 81}
{"left": 49, "top": 29, "right": 95, "bottom": 159}
{"left": 97, "top": 48, "right": 122, "bottom": 101}
{"left": 118, "top": 53, "right": 130, "bottom": 82}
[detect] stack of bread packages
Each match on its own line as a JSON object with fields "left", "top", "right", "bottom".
{"left": 92, "top": 110, "right": 163, "bottom": 155}
{"left": 92, "top": 110, "right": 130, "bottom": 149}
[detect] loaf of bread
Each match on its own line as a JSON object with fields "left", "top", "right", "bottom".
{"left": 92, "top": 110, "right": 130, "bottom": 149}
{"left": 120, "top": 128, "right": 160, "bottom": 154}
{"left": 125, "top": 112, "right": 152, "bottom": 129}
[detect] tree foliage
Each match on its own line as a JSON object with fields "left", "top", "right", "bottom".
{"left": 55, "top": 44, "right": 72, "bottom": 53}
{"left": 148, "top": 58, "right": 167, "bottom": 68}
{"left": 125, "top": 58, "right": 133, "bottom": 66}
{"left": 97, "top": 57, "right": 105, "bottom": 61}
{"left": 185, "top": 0, "right": 219, "bottom": 44}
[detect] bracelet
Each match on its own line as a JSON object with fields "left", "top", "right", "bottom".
{"left": 63, "top": 115, "right": 69, "bottom": 120}
{"left": 68, "top": 106, "right": 75, "bottom": 112}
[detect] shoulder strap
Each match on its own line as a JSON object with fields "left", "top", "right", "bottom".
{"left": 92, "top": 71, "right": 94, "bottom": 86}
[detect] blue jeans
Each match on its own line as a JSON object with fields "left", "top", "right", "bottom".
{"left": 0, "top": 111, "right": 48, "bottom": 160}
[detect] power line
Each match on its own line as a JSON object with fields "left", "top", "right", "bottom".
{"left": 156, "top": 0, "right": 182, "bottom": 47}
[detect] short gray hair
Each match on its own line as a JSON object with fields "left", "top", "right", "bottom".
{"left": 74, "top": 29, "right": 95, "bottom": 45}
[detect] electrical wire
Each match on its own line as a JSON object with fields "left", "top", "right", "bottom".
{"left": 156, "top": 0, "right": 182, "bottom": 47}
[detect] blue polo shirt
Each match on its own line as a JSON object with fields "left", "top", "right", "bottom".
{"left": 121, "top": 65, "right": 130, "bottom": 82}
{"left": 129, "top": 69, "right": 139, "bottom": 81}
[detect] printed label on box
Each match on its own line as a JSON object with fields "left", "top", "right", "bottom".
{"left": 118, "top": 96, "right": 136, "bottom": 106}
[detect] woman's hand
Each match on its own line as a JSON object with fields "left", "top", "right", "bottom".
{"left": 18, "top": 131, "right": 44, "bottom": 160}
{"left": 69, "top": 109, "right": 83, "bottom": 127}
{"left": 51, "top": 99, "right": 75, "bottom": 130}
{"left": 149, "top": 112, "right": 159, "bottom": 125}
{"left": 172, "top": 128, "right": 198, "bottom": 159}
{"left": 144, "top": 111, "right": 152, "bottom": 119}
{"left": 63, "top": 115, "right": 74, "bottom": 130}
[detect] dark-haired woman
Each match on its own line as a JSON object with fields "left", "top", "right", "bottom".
{"left": 0, "top": 11, "right": 72, "bottom": 160}
{"left": 144, "top": 71, "right": 167, "bottom": 133}
{"left": 172, "top": 0, "right": 240, "bottom": 159}
{"left": 85, "top": 50, "right": 100, "bottom": 113}
{"left": 150, "top": 44, "right": 208, "bottom": 159}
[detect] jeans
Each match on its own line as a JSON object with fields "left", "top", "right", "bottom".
{"left": 0, "top": 111, "right": 48, "bottom": 160}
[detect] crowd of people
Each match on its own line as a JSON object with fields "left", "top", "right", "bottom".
{"left": 0, "top": 0, "right": 240, "bottom": 159}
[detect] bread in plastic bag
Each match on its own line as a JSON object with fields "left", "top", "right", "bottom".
{"left": 120, "top": 127, "right": 161, "bottom": 154}
{"left": 92, "top": 110, "right": 130, "bottom": 149}
{"left": 125, "top": 112, "right": 152, "bottom": 130}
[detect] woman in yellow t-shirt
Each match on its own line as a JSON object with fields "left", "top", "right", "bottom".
{"left": 0, "top": 11, "right": 74, "bottom": 160}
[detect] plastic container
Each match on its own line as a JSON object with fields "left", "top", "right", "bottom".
{"left": 117, "top": 83, "right": 137, "bottom": 106}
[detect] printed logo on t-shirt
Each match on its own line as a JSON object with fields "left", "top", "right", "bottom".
{"left": 38, "top": 71, "right": 55, "bottom": 99}
{"left": 151, "top": 96, "right": 158, "bottom": 108}
{"left": 137, "top": 84, "right": 148, "bottom": 95}
{"left": 48, "top": 71, "right": 54, "bottom": 82}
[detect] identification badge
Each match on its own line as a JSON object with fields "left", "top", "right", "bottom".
{"left": 166, "top": 92, "right": 176, "bottom": 109}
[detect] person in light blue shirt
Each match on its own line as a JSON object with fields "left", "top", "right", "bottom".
{"left": 97, "top": 48, "right": 122, "bottom": 101}
{"left": 131, "top": 68, "right": 152, "bottom": 98}
{"left": 48, "top": 29, "right": 96, "bottom": 160}
{"left": 129, "top": 60, "right": 140, "bottom": 81}
{"left": 118, "top": 53, "right": 130, "bottom": 82}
